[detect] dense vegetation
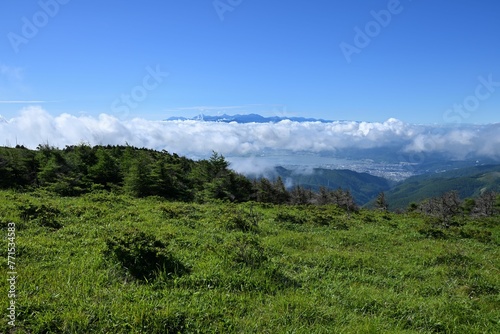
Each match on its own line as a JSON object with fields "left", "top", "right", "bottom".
{"left": 1, "top": 145, "right": 499, "bottom": 332}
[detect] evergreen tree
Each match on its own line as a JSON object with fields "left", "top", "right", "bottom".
{"left": 149, "top": 157, "right": 175, "bottom": 198}
{"left": 273, "top": 177, "right": 290, "bottom": 204}
{"left": 89, "top": 147, "right": 121, "bottom": 188}
{"left": 331, "top": 188, "right": 358, "bottom": 213}
{"left": 289, "top": 185, "right": 313, "bottom": 205}
{"left": 255, "top": 178, "right": 275, "bottom": 203}
{"left": 37, "top": 154, "right": 64, "bottom": 186}
{"left": 123, "top": 154, "right": 153, "bottom": 197}
{"left": 317, "top": 186, "right": 331, "bottom": 205}
{"left": 376, "top": 192, "right": 389, "bottom": 211}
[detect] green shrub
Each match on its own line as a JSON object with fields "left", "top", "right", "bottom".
{"left": 17, "top": 202, "right": 62, "bottom": 229}
{"left": 310, "top": 211, "right": 349, "bottom": 229}
{"left": 105, "top": 228, "right": 188, "bottom": 281}
{"left": 458, "top": 227, "right": 492, "bottom": 243}
{"left": 275, "top": 211, "right": 306, "bottom": 225}
{"left": 418, "top": 226, "right": 448, "bottom": 239}
{"left": 224, "top": 234, "right": 267, "bottom": 268}
{"left": 222, "top": 210, "right": 259, "bottom": 232}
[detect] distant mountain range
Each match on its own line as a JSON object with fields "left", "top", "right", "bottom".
{"left": 165, "top": 113, "right": 334, "bottom": 123}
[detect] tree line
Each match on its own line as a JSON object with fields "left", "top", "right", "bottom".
{"left": 0, "top": 144, "right": 357, "bottom": 206}
{"left": 0, "top": 144, "right": 498, "bottom": 216}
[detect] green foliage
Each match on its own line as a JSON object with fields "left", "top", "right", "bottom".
{"left": 418, "top": 225, "right": 448, "bottom": 239}
{"left": 123, "top": 155, "right": 153, "bottom": 197}
{"left": 458, "top": 227, "right": 493, "bottom": 243}
{"left": 218, "top": 206, "right": 260, "bottom": 232}
{"left": 375, "top": 191, "right": 388, "bottom": 211}
{"left": 17, "top": 201, "right": 62, "bottom": 229}
{"left": 89, "top": 147, "right": 121, "bottom": 188}
{"left": 105, "top": 228, "right": 188, "bottom": 281}
{"left": 0, "top": 146, "right": 37, "bottom": 189}
{"left": 224, "top": 233, "right": 267, "bottom": 268}
{"left": 275, "top": 205, "right": 349, "bottom": 229}
{"left": 275, "top": 210, "right": 307, "bottom": 225}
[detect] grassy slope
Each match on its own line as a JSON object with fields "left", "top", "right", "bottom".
{"left": 0, "top": 190, "right": 499, "bottom": 333}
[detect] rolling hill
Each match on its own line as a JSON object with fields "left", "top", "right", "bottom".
{"left": 270, "top": 167, "right": 393, "bottom": 205}
{"left": 379, "top": 164, "right": 500, "bottom": 210}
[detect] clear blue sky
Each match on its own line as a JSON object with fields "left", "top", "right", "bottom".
{"left": 1, "top": 0, "right": 499, "bottom": 124}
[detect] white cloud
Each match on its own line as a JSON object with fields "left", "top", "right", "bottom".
{"left": 1, "top": 107, "right": 499, "bottom": 165}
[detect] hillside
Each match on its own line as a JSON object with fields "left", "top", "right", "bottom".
{"left": 273, "top": 167, "right": 393, "bottom": 205}
{"left": 1, "top": 190, "right": 499, "bottom": 333}
{"left": 1, "top": 144, "right": 499, "bottom": 332}
{"left": 381, "top": 164, "right": 500, "bottom": 210}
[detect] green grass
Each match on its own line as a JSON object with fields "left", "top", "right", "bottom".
{"left": 1, "top": 190, "right": 499, "bottom": 333}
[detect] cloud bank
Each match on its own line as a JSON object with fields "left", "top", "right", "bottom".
{"left": 1, "top": 107, "right": 499, "bottom": 163}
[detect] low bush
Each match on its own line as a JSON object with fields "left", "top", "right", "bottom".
{"left": 105, "top": 228, "right": 188, "bottom": 281}
{"left": 17, "top": 201, "right": 62, "bottom": 229}
{"left": 224, "top": 233, "right": 267, "bottom": 268}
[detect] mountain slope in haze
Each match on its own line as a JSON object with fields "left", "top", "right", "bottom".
{"left": 270, "top": 167, "right": 393, "bottom": 205}
{"left": 380, "top": 164, "right": 500, "bottom": 210}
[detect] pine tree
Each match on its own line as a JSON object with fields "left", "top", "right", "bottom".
{"left": 317, "top": 186, "right": 331, "bottom": 205}
{"left": 376, "top": 192, "right": 388, "bottom": 211}
{"left": 273, "top": 177, "right": 290, "bottom": 204}
{"left": 89, "top": 148, "right": 121, "bottom": 188}
{"left": 124, "top": 155, "right": 152, "bottom": 197}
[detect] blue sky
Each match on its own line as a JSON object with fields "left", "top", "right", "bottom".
{"left": 1, "top": 0, "right": 500, "bottom": 124}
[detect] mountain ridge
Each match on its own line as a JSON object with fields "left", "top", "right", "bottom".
{"left": 165, "top": 113, "right": 337, "bottom": 123}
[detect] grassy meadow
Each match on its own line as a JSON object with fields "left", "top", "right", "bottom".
{"left": 1, "top": 189, "right": 499, "bottom": 333}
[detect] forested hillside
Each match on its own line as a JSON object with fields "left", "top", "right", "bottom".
{"left": 382, "top": 165, "right": 500, "bottom": 210}
{"left": 0, "top": 145, "right": 359, "bottom": 209}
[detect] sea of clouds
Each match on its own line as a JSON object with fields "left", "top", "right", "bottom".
{"left": 1, "top": 107, "right": 500, "bottom": 165}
